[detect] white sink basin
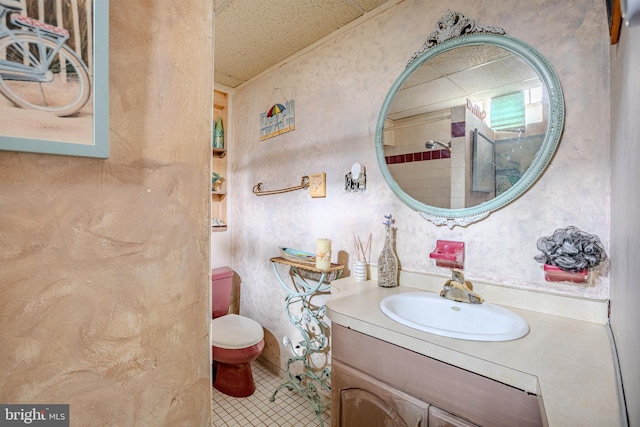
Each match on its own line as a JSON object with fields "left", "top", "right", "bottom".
{"left": 379, "top": 292, "right": 529, "bottom": 341}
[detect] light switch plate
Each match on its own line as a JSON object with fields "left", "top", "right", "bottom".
{"left": 309, "top": 173, "right": 326, "bottom": 198}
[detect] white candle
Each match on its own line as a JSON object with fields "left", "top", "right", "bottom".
{"left": 315, "top": 238, "right": 331, "bottom": 270}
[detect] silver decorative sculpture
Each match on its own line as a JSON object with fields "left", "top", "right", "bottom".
{"left": 408, "top": 10, "right": 505, "bottom": 64}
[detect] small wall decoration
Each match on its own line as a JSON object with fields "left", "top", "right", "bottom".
{"left": 0, "top": 0, "right": 109, "bottom": 158}
{"left": 260, "top": 99, "right": 295, "bottom": 141}
{"left": 309, "top": 172, "right": 326, "bottom": 198}
{"left": 466, "top": 98, "right": 486, "bottom": 123}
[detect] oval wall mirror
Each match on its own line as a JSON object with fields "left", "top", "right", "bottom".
{"left": 375, "top": 12, "right": 565, "bottom": 228}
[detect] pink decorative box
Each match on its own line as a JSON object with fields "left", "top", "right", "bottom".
{"left": 543, "top": 264, "right": 589, "bottom": 283}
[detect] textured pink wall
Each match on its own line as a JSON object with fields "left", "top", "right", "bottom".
{"left": 229, "top": 0, "right": 611, "bottom": 373}
{"left": 0, "top": 1, "right": 213, "bottom": 425}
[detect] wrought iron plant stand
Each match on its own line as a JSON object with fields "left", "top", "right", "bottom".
{"left": 269, "top": 257, "right": 344, "bottom": 426}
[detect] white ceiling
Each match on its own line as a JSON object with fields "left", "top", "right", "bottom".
{"left": 213, "top": 0, "right": 394, "bottom": 88}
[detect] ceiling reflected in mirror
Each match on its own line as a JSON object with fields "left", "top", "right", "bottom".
{"left": 387, "top": 44, "right": 541, "bottom": 121}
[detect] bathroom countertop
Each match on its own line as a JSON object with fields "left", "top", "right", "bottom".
{"left": 326, "top": 277, "right": 621, "bottom": 427}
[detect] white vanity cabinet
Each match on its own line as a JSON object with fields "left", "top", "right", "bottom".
{"left": 331, "top": 324, "right": 543, "bottom": 427}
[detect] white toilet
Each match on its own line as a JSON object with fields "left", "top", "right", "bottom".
{"left": 211, "top": 267, "right": 264, "bottom": 397}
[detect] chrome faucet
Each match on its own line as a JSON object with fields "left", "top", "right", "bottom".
{"left": 440, "top": 269, "right": 483, "bottom": 304}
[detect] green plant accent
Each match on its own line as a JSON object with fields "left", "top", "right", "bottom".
{"left": 211, "top": 172, "right": 225, "bottom": 183}
{"left": 212, "top": 172, "right": 225, "bottom": 191}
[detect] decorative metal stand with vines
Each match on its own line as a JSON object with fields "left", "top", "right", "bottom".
{"left": 269, "top": 257, "right": 344, "bottom": 427}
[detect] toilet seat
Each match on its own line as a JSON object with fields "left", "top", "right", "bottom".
{"left": 211, "top": 314, "right": 264, "bottom": 349}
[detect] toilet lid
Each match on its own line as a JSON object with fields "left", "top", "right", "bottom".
{"left": 211, "top": 314, "right": 264, "bottom": 349}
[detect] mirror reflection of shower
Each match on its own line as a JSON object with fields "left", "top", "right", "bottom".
{"left": 425, "top": 140, "right": 451, "bottom": 151}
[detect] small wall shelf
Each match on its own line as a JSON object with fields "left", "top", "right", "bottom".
{"left": 211, "top": 89, "right": 228, "bottom": 233}
{"left": 429, "top": 240, "right": 465, "bottom": 269}
{"left": 543, "top": 264, "right": 589, "bottom": 284}
{"left": 211, "top": 191, "right": 227, "bottom": 200}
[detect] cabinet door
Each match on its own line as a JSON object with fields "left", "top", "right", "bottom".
{"left": 339, "top": 388, "right": 409, "bottom": 427}
{"left": 429, "top": 406, "right": 478, "bottom": 427}
{"left": 332, "top": 360, "right": 429, "bottom": 427}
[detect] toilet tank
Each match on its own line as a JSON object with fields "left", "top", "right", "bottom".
{"left": 212, "top": 266, "right": 233, "bottom": 318}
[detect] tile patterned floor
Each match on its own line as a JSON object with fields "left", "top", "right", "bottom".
{"left": 211, "top": 362, "right": 331, "bottom": 427}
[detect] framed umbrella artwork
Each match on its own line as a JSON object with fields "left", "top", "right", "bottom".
{"left": 260, "top": 99, "right": 295, "bottom": 141}
{"left": 0, "top": 0, "right": 109, "bottom": 158}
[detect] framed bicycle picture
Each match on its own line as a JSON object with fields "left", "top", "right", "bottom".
{"left": 0, "top": 0, "right": 109, "bottom": 158}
